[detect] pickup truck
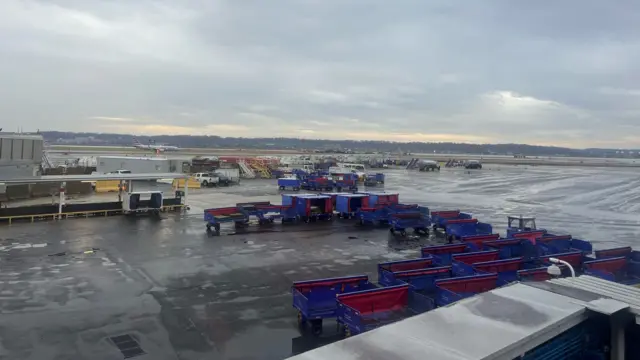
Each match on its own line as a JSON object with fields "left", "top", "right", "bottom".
{"left": 214, "top": 172, "right": 232, "bottom": 186}
{"left": 194, "top": 173, "right": 220, "bottom": 187}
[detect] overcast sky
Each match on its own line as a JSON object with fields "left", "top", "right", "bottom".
{"left": 1, "top": 1, "right": 639, "bottom": 148}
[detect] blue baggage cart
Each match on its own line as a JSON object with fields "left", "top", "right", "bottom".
{"left": 292, "top": 275, "right": 377, "bottom": 336}
{"left": 444, "top": 218, "right": 493, "bottom": 242}
{"left": 389, "top": 212, "right": 431, "bottom": 236}
{"left": 430, "top": 210, "right": 472, "bottom": 230}
{"left": 335, "top": 193, "right": 369, "bottom": 218}
{"left": 203, "top": 206, "right": 249, "bottom": 235}
{"left": 584, "top": 254, "right": 640, "bottom": 286}
{"left": 377, "top": 258, "right": 437, "bottom": 286}
{"left": 336, "top": 284, "right": 433, "bottom": 337}
{"left": 434, "top": 273, "right": 499, "bottom": 306}
{"left": 293, "top": 194, "right": 333, "bottom": 222}
{"left": 278, "top": 177, "right": 301, "bottom": 191}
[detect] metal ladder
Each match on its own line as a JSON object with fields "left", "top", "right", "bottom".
{"left": 238, "top": 160, "right": 256, "bottom": 178}
{"left": 41, "top": 141, "right": 54, "bottom": 170}
{"left": 250, "top": 160, "right": 271, "bottom": 178}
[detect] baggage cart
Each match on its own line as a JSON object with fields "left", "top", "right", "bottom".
{"left": 430, "top": 210, "right": 472, "bottom": 230}
{"left": 360, "top": 191, "right": 399, "bottom": 207}
{"left": 336, "top": 284, "right": 433, "bottom": 337}
{"left": 584, "top": 256, "right": 640, "bottom": 286}
{"left": 460, "top": 234, "right": 501, "bottom": 251}
{"left": 377, "top": 258, "right": 436, "bottom": 286}
{"left": 462, "top": 257, "right": 540, "bottom": 285}
{"left": 449, "top": 250, "right": 500, "bottom": 276}
{"left": 421, "top": 243, "right": 469, "bottom": 265}
{"left": 335, "top": 194, "right": 369, "bottom": 218}
{"left": 203, "top": 207, "right": 249, "bottom": 235}
{"left": 444, "top": 218, "right": 493, "bottom": 242}
{"left": 333, "top": 173, "right": 359, "bottom": 192}
{"left": 434, "top": 273, "right": 498, "bottom": 306}
{"left": 294, "top": 194, "right": 333, "bottom": 222}
{"left": 292, "top": 275, "right": 377, "bottom": 336}
{"left": 389, "top": 212, "right": 431, "bottom": 236}
{"left": 277, "top": 177, "right": 301, "bottom": 191}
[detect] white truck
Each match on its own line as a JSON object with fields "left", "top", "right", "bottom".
{"left": 194, "top": 173, "right": 220, "bottom": 187}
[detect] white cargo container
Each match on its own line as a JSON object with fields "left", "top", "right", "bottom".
{"left": 97, "top": 156, "right": 171, "bottom": 174}
{"left": 0, "top": 134, "right": 44, "bottom": 178}
{"left": 214, "top": 168, "right": 240, "bottom": 182}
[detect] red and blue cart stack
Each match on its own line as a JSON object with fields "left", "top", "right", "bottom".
{"left": 444, "top": 218, "right": 493, "bottom": 242}
{"left": 336, "top": 284, "right": 433, "bottom": 337}
{"left": 430, "top": 210, "right": 473, "bottom": 231}
{"left": 292, "top": 275, "right": 377, "bottom": 336}
{"left": 335, "top": 193, "right": 370, "bottom": 219}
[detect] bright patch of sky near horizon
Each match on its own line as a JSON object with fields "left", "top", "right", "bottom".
{"left": 1, "top": 0, "right": 640, "bottom": 148}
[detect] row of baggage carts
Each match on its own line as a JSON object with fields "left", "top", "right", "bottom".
{"left": 277, "top": 172, "right": 385, "bottom": 192}
{"left": 291, "top": 216, "right": 640, "bottom": 337}
{"left": 204, "top": 191, "right": 433, "bottom": 235}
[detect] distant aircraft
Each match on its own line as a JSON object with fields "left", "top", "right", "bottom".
{"left": 132, "top": 137, "right": 180, "bottom": 152}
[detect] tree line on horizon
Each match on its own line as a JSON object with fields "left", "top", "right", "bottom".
{"left": 40, "top": 131, "right": 634, "bottom": 158}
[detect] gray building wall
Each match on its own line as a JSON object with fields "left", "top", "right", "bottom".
{"left": 0, "top": 134, "right": 43, "bottom": 180}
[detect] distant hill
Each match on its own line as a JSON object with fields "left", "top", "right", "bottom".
{"left": 40, "top": 131, "right": 639, "bottom": 158}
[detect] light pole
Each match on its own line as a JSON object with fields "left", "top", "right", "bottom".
{"left": 547, "top": 257, "right": 576, "bottom": 278}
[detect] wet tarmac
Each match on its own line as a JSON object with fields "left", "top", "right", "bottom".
{"left": 1, "top": 165, "right": 640, "bottom": 359}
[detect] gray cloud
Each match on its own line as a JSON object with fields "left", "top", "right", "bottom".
{"left": 1, "top": 0, "right": 639, "bottom": 147}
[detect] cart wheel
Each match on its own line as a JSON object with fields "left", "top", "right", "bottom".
{"left": 297, "top": 312, "right": 307, "bottom": 327}
{"left": 389, "top": 228, "right": 395, "bottom": 233}
{"left": 206, "top": 224, "right": 212, "bottom": 230}
{"left": 344, "top": 326, "right": 351, "bottom": 338}
{"left": 303, "top": 217, "right": 310, "bottom": 223}
{"left": 400, "top": 230, "right": 407, "bottom": 236}
{"left": 269, "top": 218, "right": 274, "bottom": 223}
{"left": 311, "top": 320, "right": 323, "bottom": 336}
{"left": 432, "top": 224, "right": 437, "bottom": 231}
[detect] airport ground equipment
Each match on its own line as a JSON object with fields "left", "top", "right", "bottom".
{"left": 430, "top": 210, "right": 472, "bottom": 230}
{"left": 336, "top": 284, "right": 433, "bottom": 336}
{"left": 292, "top": 275, "right": 377, "bottom": 336}
{"left": 123, "top": 191, "right": 163, "bottom": 215}
{"left": 444, "top": 218, "right": 493, "bottom": 242}
{"left": 335, "top": 194, "right": 369, "bottom": 218}
{"left": 277, "top": 177, "right": 301, "bottom": 191}
{"left": 389, "top": 212, "right": 431, "bottom": 236}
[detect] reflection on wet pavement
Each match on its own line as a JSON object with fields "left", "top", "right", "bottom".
{"left": 0, "top": 166, "right": 639, "bottom": 359}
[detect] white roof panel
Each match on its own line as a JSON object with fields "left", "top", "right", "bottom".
{"left": 290, "top": 283, "right": 589, "bottom": 360}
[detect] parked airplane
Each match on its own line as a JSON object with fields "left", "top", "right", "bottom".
{"left": 132, "top": 138, "right": 180, "bottom": 152}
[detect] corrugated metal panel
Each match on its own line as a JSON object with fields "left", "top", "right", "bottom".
{"left": 11, "top": 139, "right": 23, "bottom": 159}
{"left": 32, "top": 139, "right": 43, "bottom": 162}
{"left": 1, "top": 138, "right": 12, "bottom": 160}
{"left": 22, "top": 139, "right": 34, "bottom": 160}
{"left": 547, "top": 275, "right": 640, "bottom": 316}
